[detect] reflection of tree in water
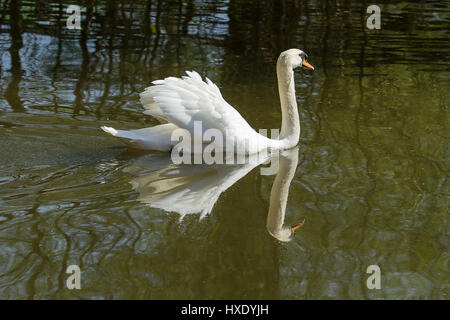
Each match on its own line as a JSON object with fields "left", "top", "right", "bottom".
{"left": 2, "top": 0, "right": 446, "bottom": 115}
{"left": 0, "top": 1, "right": 325, "bottom": 115}
{"left": 5, "top": 0, "right": 24, "bottom": 112}
{"left": 0, "top": 0, "right": 448, "bottom": 299}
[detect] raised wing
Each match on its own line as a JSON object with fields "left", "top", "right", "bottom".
{"left": 139, "top": 71, "right": 256, "bottom": 137}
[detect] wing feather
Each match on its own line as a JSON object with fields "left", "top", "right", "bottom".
{"left": 140, "top": 71, "right": 255, "bottom": 136}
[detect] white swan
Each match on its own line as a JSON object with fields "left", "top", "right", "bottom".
{"left": 101, "top": 49, "right": 314, "bottom": 152}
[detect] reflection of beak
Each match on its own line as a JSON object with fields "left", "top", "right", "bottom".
{"left": 291, "top": 217, "right": 306, "bottom": 233}
{"left": 302, "top": 60, "right": 314, "bottom": 70}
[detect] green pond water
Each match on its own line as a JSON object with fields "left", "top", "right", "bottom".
{"left": 0, "top": 0, "right": 448, "bottom": 299}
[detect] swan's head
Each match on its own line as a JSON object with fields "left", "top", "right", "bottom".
{"left": 279, "top": 48, "right": 314, "bottom": 71}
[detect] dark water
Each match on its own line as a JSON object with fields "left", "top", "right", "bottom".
{"left": 0, "top": 0, "right": 448, "bottom": 299}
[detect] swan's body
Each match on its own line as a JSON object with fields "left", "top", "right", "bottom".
{"left": 101, "top": 49, "right": 314, "bottom": 153}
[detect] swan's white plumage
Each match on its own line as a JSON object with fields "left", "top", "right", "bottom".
{"left": 141, "top": 71, "right": 255, "bottom": 136}
{"left": 109, "top": 69, "right": 270, "bottom": 152}
{"left": 104, "top": 70, "right": 259, "bottom": 151}
{"left": 102, "top": 49, "right": 311, "bottom": 152}
{"left": 101, "top": 123, "right": 178, "bottom": 151}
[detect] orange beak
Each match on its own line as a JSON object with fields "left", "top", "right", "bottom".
{"left": 291, "top": 218, "right": 306, "bottom": 233}
{"left": 302, "top": 60, "right": 314, "bottom": 70}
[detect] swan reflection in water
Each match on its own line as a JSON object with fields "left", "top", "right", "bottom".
{"left": 124, "top": 147, "right": 304, "bottom": 242}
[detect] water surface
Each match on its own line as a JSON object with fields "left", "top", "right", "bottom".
{"left": 0, "top": 0, "right": 448, "bottom": 299}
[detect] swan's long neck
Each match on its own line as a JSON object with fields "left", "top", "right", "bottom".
{"left": 277, "top": 58, "right": 300, "bottom": 148}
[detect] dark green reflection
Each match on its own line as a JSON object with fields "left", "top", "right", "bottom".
{"left": 0, "top": 0, "right": 448, "bottom": 299}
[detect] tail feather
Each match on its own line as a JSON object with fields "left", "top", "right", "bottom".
{"left": 101, "top": 126, "right": 118, "bottom": 136}
{"left": 101, "top": 123, "right": 178, "bottom": 151}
